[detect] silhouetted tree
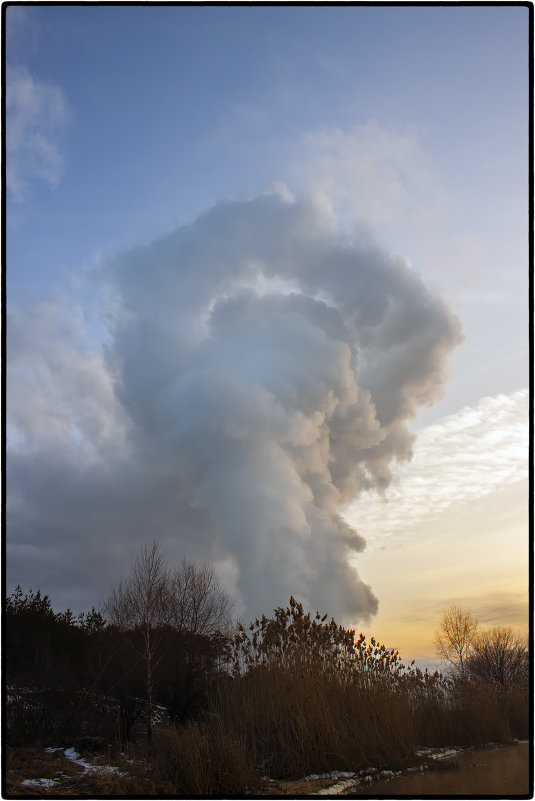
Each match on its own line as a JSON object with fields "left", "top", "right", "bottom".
{"left": 104, "top": 542, "right": 234, "bottom": 741}
{"left": 5, "top": 587, "right": 111, "bottom": 744}
{"left": 105, "top": 541, "right": 170, "bottom": 745}
{"left": 6, "top": 586, "right": 88, "bottom": 682}
{"left": 434, "top": 605, "right": 478, "bottom": 676}
{"left": 170, "top": 557, "right": 233, "bottom": 637}
{"left": 78, "top": 607, "right": 107, "bottom": 635}
{"left": 466, "top": 626, "right": 528, "bottom": 688}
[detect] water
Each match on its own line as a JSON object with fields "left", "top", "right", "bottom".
{"left": 356, "top": 742, "right": 531, "bottom": 796}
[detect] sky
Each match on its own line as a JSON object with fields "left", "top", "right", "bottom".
{"left": 5, "top": 4, "right": 530, "bottom": 666}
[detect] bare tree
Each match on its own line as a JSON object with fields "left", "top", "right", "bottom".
{"left": 105, "top": 541, "right": 171, "bottom": 745}
{"left": 466, "top": 626, "right": 528, "bottom": 688}
{"left": 434, "top": 605, "right": 478, "bottom": 677}
{"left": 105, "top": 543, "right": 234, "bottom": 742}
{"left": 170, "top": 558, "right": 234, "bottom": 637}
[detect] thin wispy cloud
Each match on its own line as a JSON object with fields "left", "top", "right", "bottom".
{"left": 287, "top": 121, "right": 502, "bottom": 311}
{"left": 291, "top": 121, "right": 443, "bottom": 234}
{"left": 401, "top": 589, "right": 529, "bottom": 629}
{"left": 6, "top": 66, "right": 69, "bottom": 202}
{"left": 346, "top": 389, "right": 528, "bottom": 548}
{"left": 206, "top": 103, "right": 269, "bottom": 147}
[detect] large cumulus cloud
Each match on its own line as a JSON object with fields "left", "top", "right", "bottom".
{"left": 6, "top": 190, "right": 462, "bottom": 621}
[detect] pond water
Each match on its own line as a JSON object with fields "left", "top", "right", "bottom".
{"left": 356, "top": 742, "right": 531, "bottom": 797}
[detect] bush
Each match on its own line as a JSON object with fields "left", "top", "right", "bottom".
{"left": 466, "top": 627, "right": 528, "bottom": 688}
{"left": 6, "top": 686, "right": 122, "bottom": 747}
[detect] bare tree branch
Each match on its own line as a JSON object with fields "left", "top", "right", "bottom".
{"left": 466, "top": 626, "right": 528, "bottom": 688}
{"left": 104, "top": 542, "right": 234, "bottom": 748}
{"left": 104, "top": 541, "right": 171, "bottom": 747}
{"left": 169, "top": 558, "right": 234, "bottom": 637}
{"left": 433, "top": 605, "right": 478, "bottom": 677}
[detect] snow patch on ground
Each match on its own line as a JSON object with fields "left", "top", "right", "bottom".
{"left": 417, "top": 746, "right": 462, "bottom": 760}
{"left": 306, "top": 766, "right": 404, "bottom": 795}
{"left": 21, "top": 778, "right": 58, "bottom": 789}
{"left": 21, "top": 745, "right": 126, "bottom": 790}
{"left": 305, "top": 771, "right": 356, "bottom": 781}
{"left": 314, "top": 778, "right": 360, "bottom": 795}
{"left": 63, "top": 746, "right": 125, "bottom": 776}
{"left": 303, "top": 747, "right": 464, "bottom": 795}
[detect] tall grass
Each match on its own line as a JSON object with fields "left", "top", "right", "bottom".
{"left": 207, "top": 598, "right": 420, "bottom": 778}
{"left": 208, "top": 667, "right": 528, "bottom": 781}
{"left": 212, "top": 666, "right": 417, "bottom": 778}
{"left": 407, "top": 672, "right": 528, "bottom": 747}
{"left": 202, "top": 598, "right": 529, "bottom": 779}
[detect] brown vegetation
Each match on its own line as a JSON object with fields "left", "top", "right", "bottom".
{"left": 4, "top": 571, "right": 530, "bottom": 797}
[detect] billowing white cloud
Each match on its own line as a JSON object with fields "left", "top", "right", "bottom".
{"left": 7, "top": 191, "right": 462, "bottom": 620}
{"left": 6, "top": 66, "right": 69, "bottom": 202}
{"left": 346, "top": 388, "right": 528, "bottom": 548}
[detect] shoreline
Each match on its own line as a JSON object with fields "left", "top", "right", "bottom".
{"left": 252, "top": 740, "right": 530, "bottom": 796}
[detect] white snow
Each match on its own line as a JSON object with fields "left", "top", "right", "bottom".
{"left": 21, "top": 778, "right": 58, "bottom": 788}
{"left": 417, "top": 746, "right": 462, "bottom": 760}
{"left": 62, "top": 746, "right": 125, "bottom": 776}
{"left": 305, "top": 771, "right": 356, "bottom": 781}
{"left": 20, "top": 745, "right": 127, "bottom": 790}
{"left": 314, "top": 778, "right": 360, "bottom": 795}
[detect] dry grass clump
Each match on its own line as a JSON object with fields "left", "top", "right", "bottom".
{"left": 67, "top": 769, "right": 147, "bottom": 796}
{"left": 150, "top": 723, "right": 258, "bottom": 796}
{"left": 501, "top": 685, "right": 530, "bottom": 740}
{"left": 408, "top": 674, "right": 529, "bottom": 748}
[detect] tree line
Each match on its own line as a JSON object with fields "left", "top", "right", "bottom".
{"left": 5, "top": 543, "right": 234, "bottom": 747}
{"left": 433, "top": 604, "right": 528, "bottom": 687}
